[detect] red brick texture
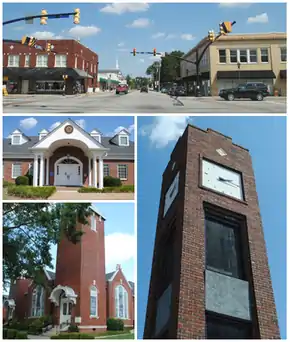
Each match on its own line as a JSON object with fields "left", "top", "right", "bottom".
{"left": 106, "top": 269, "right": 134, "bottom": 327}
{"left": 144, "top": 125, "right": 280, "bottom": 339}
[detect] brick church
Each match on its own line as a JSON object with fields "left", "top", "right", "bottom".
{"left": 4, "top": 207, "right": 134, "bottom": 332}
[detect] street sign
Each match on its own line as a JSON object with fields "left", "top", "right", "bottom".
{"left": 25, "top": 14, "right": 34, "bottom": 24}
{"left": 50, "top": 14, "right": 69, "bottom": 19}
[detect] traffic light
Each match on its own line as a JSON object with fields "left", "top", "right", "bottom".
{"left": 40, "top": 9, "right": 48, "bottom": 25}
{"left": 208, "top": 30, "right": 215, "bottom": 42}
{"left": 21, "top": 36, "right": 30, "bottom": 45}
{"left": 28, "top": 37, "right": 37, "bottom": 47}
{"left": 220, "top": 21, "right": 232, "bottom": 34}
{"left": 74, "top": 8, "right": 80, "bottom": 24}
{"left": 153, "top": 48, "right": 156, "bottom": 56}
{"left": 46, "top": 42, "right": 51, "bottom": 52}
{"left": 133, "top": 48, "right": 136, "bottom": 56}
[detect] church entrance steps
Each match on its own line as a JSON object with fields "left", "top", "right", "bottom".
{"left": 48, "top": 191, "right": 134, "bottom": 200}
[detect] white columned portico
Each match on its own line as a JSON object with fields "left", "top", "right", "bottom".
{"left": 88, "top": 158, "right": 92, "bottom": 186}
{"left": 39, "top": 154, "right": 44, "bottom": 187}
{"left": 46, "top": 157, "right": 49, "bottom": 185}
{"left": 98, "top": 157, "right": 104, "bottom": 189}
{"left": 93, "top": 155, "right": 97, "bottom": 188}
{"left": 33, "top": 155, "right": 39, "bottom": 186}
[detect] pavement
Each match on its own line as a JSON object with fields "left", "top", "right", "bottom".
{"left": 48, "top": 190, "right": 134, "bottom": 200}
{"left": 3, "top": 90, "right": 286, "bottom": 113}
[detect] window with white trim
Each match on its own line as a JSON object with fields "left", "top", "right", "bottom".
{"left": 8, "top": 55, "right": 20, "bottom": 67}
{"left": 55, "top": 54, "right": 67, "bottom": 67}
{"left": 36, "top": 55, "right": 48, "bottom": 67}
{"left": 218, "top": 49, "right": 226, "bottom": 63}
{"left": 90, "top": 286, "right": 98, "bottom": 317}
{"left": 239, "top": 49, "right": 247, "bottom": 63}
{"left": 115, "top": 285, "right": 129, "bottom": 319}
{"left": 248, "top": 49, "right": 257, "bottom": 63}
{"left": 12, "top": 135, "right": 21, "bottom": 145}
{"left": 260, "top": 48, "right": 269, "bottom": 63}
{"left": 104, "top": 164, "right": 110, "bottom": 177}
{"left": 91, "top": 214, "right": 96, "bottom": 231}
{"left": 24, "top": 55, "right": 30, "bottom": 67}
{"left": 280, "top": 47, "right": 287, "bottom": 62}
{"left": 119, "top": 136, "right": 129, "bottom": 146}
{"left": 28, "top": 163, "right": 33, "bottom": 176}
{"left": 31, "top": 285, "right": 45, "bottom": 317}
{"left": 12, "top": 163, "right": 22, "bottom": 179}
{"left": 118, "top": 164, "right": 128, "bottom": 180}
{"left": 230, "top": 50, "right": 237, "bottom": 63}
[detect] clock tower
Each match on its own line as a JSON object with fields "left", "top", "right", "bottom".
{"left": 143, "top": 124, "right": 280, "bottom": 339}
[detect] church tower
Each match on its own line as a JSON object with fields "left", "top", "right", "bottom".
{"left": 50, "top": 207, "right": 106, "bottom": 332}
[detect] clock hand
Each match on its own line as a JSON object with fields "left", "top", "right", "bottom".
{"left": 218, "top": 177, "right": 238, "bottom": 187}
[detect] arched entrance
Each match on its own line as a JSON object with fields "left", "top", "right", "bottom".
{"left": 54, "top": 156, "right": 83, "bottom": 186}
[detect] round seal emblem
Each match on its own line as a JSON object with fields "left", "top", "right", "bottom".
{"left": 65, "top": 125, "right": 73, "bottom": 134}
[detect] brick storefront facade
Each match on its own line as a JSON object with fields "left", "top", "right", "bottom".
{"left": 144, "top": 125, "right": 280, "bottom": 339}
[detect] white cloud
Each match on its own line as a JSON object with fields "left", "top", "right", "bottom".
{"left": 247, "top": 12, "right": 269, "bottom": 24}
{"left": 128, "top": 124, "right": 135, "bottom": 133}
{"left": 19, "top": 117, "right": 38, "bottom": 130}
{"left": 31, "top": 31, "right": 63, "bottom": 39}
{"left": 140, "top": 116, "right": 191, "bottom": 148}
{"left": 139, "top": 58, "right": 145, "bottom": 63}
{"left": 118, "top": 42, "right": 125, "bottom": 47}
{"left": 106, "top": 125, "right": 135, "bottom": 137}
{"left": 100, "top": 3, "right": 149, "bottom": 14}
{"left": 181, "top": 33, "right": 195, "bottom": 41}
{"left": 165, "top": 34, "right": 177, "bottom": 40}
{"left": 49, "top": 121, "right": 61, "bottom": 131}
{"left": 219, "top": 2, "right": 251, "bottom": 7}
{"left": 105, "top": 233, "right": 135, "bottom": 266}
{"left": 68, "top": 25, "right": 101, "bottom": 38}
{"left": 75, "top": 119, "right": 86, "bottom": 129}
{"left": 152, "top": 32, "right": 165, "bottom": 39}
{"left": 150, "top": 55, "right": 161, "bottom": 61}
{"left": 126, "top": 18, "right": 152, "bottom": 28}
{"left": 13, "top": 26, "right": 25, "bottom": 31}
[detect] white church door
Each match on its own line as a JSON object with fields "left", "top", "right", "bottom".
{"left": 55, "top": 157, "right": 82, "bottom": 187}
{"left": 60, "top": 298, "right": 72, "bottom": 327}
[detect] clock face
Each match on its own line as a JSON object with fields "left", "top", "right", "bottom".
{"left": 202, "top": 159, "right": 244, "bottom": 200}
{"left": 65, "top": 125, "right": 73, "bottom": 134}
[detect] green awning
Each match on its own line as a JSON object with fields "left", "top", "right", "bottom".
{"left": 100, "top": 77, "right": 107, "bottom": 83}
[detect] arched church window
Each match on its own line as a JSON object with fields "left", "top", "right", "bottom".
{"left": 31, "top": 285, "right": 45, "bottom": 317}
{"left": 60, "top": 159, "right": 78, "bottom": 164}
{"left": 115, "top": 285, "right": 129, "bottom": 319}
{"left": 90, "top": 286, "right": 98, "bottom": 317}
{"left": 68, "top": 302, "right": 72, "bottom": 315}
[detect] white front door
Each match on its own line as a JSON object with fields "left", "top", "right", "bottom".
{"left": 55, "top": 162, "right": 82, "bottom": 186}
{"left": 21, "top": 80, "right": 29, "bottom": 94}
{"left": 60, "top": 298, "right": 72, "bottom": 326}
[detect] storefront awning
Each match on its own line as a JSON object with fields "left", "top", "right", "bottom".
{"left": 216, "top": 70, "right": 276, "bottom": 80}
{"left": 99, "top": 78, "right": 120, "bottom": 84}
{"left": 3, "top": 67, "right": 93, "bottom": 80}
{"left": 280, "top": 70, "right": 287, "bottom": 79}
{"left": 181, "top": 72, "right": 210, "bottom": 81}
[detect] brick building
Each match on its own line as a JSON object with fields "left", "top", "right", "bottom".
{"left": 143, "top": 124, "right": 280, "bottom": 339}
{"left": 3, "top": 118, "right": 134, "bottom": 187}
{"left": 4, "top": 207, "right": 134, "bottom": 332}
{"left": 3, "top": 39, "right": 99, "bottom": 94}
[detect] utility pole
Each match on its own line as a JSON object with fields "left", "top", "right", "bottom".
{"left": 158, "top": 61, "right": 161, "bottom": 92}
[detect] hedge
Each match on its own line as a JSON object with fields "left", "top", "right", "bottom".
{"left": 16, "top": 331, "right": 28, "bottom": 339}
{"left": 7, "top": 186, "right": 56, "bottom": 199}
{"left": 104, "top": 176, "right": 122, "bottom": 187}
{"left": 79, "top": 185, "right": 134, "bottom": 193}
{"left": 7, "top": 329, "right": 17, "bottom": 339}
{"left": 15, "top": 176, "right": 29, "bottom": 186}
{"left": 107, "top": 318, "right": 124, "bottom": 331}
{"left": 3, "top": 180, "right": 14, "bottom": 188}
{"left": 3, "top": 328, "right": 8, "bottom": 339}
{"left": 51, "top": 333, "right": 93, "bottom": 339}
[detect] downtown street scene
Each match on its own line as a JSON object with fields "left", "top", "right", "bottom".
{"left": 3, "top": 2, "right": 287, "bottom": 113}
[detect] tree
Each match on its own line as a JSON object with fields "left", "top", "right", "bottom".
{"left": 146, "top": 61, "right": 160, "bottom": 82}
{"left": 3, "top": 203, "right": 92, "bottom": 289}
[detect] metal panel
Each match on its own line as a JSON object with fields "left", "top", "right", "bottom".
{"left": 205, "top": 269, "right": 251, "bottom": 321}
{"left": 155, "top": 284, "right": 172, "bottom": 336}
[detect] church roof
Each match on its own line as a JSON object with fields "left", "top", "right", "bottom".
{"left": 106, "top": 271, "right": 115, "bottom": 280}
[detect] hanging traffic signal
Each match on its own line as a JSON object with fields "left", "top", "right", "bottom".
{"left": 219, "top": 22, "right": 225, "bottom": 35}
{"left": 21, "top": 36, "right": 30, "bottom": 45}
{"left": 46, "top": 43, "right": 51, "bottom": 52}
{"left": 28, "top": 37, "right": 37, "bottom": 47}
{"left": 74, "top": 8, "right": 80, "bottom": 24}
{"left": 220, "top": 21, "right": 232, "bottom": 34}
{"left": 208, "top": 30, "right": 215, "bottom": 42}
{"left": 133, "top": 48, "right": 136, "bottom": 56}
{"left": 153, "top": 48, "right": 156, "bottom": 56}
{"left": 40, "top": 9, "right": 48, "bottom": 25}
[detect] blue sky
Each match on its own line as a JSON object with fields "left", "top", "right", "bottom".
{"left": 3, "top": 115, "right": 135, "bottom": 139}
{"left": 137, "top": 116, "right": 286, "bottom": 338}
{"left": 3, "top": 2, "right": 286, "bottom": 76}
{"left": 48, "top": 203, "right": 135, "bottom": 282}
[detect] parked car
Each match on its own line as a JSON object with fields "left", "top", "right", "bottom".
{"left": 161, "top": 88, "right": 168, "bottom": 93}
{"left": 219, "top": 82, "right": 270, "bottom": 101}
{"left": 116, "top": 84, "right": 128, "bottom": 95}
{"left": 140, "top": 86, "right": 148, "bottom": 93}
{"left": 168, "top": 86, "right": 187, "bottom": 97}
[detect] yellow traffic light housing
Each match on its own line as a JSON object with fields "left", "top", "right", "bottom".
{"left": 40, "top": 9, "right": 48, "bottom": 25}
{"left": 221, "top": 21, "right": 232, "bottom": 34}
{"left": 133, "top": 48, "right": 136, "bottom": 56}
{"left": 74, "top": 8, "right": 80, "bottom": 24}
{"left": 153, "top": 48, "right": 156, "bottom": 56}
{"left": 28, "top": 37, "right": 37, "bottom": 47}
{"left": 46, "top": 43, "right": 51, "bottom": 52}
{"left": 208, "top": 30, "right": 215, "bottom": 42}
{"left": 219, "top": 22, "right": 225, "bottom": 35}
{"left": 21, "top": 36, "right": 30, "bottom": 45}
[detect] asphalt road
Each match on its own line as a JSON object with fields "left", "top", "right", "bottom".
{"left": 3, "top": 90, "right": 286, "bottom": 113}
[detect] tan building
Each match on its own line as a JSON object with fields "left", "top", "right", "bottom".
{"left": 180, "top": 32, "right": 286, "bottom": 96}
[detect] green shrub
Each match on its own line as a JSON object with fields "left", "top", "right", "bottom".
{"left": 3, "top": 328, "right": 8, "bottom": 339}
{"left": 15, "top": 176, "right": 29, "bottom": 186}
{"left": 107, "top": 318, "right": 124, "bottom": 331}
{"left": 104, "top": 176, "right": 122, "bottom": 187}
{"left": 68, "top": 325, "right": 79, "bottom": 333}
{"left": 16, "top": 331, "right": 28, "bottom": 339}
{"left": 7, "top": 186, "right": 56, "bottom": 199}
{"left": 78, "top": 186, "right": 134, "bottom": 193}
{"left": 28, "top": 319, "right": 43, "bottom": 335}
{"left": 3, "top": 180, "right": 14, "bottom": 188}
{"left": 40, "top": 315, "right": 53, "bottom": 327}
{"left": 7, "top": 329, "right": 17, "bottom": 339}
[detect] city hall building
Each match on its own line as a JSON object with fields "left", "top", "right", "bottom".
{"left": 144, "top": 125, "right": 280, "bottom": 339}
{"left": 180, "top": 32, "right": 286, "bottom": 96}
{"left": 4, "top": 207, "right": 135, "bottom": 332}
{"left": 3, "top": 119, "right": 134, "bottom": 187}
{"left": 3, "top": 39, "right": 99, "bottom": 95}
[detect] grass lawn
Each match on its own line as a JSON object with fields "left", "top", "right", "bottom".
{"left": 105, "top": 333, "right": 134, "bottom": 339}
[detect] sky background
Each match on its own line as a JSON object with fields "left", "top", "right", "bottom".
{"left": 3, "top": 2, "right": 286, "bottom": 76}
{"left": 3, "top": 115, "right": 135, "bottom": 139}
{"left": 137, "top": 116, "right": 286, "bottom": 338}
